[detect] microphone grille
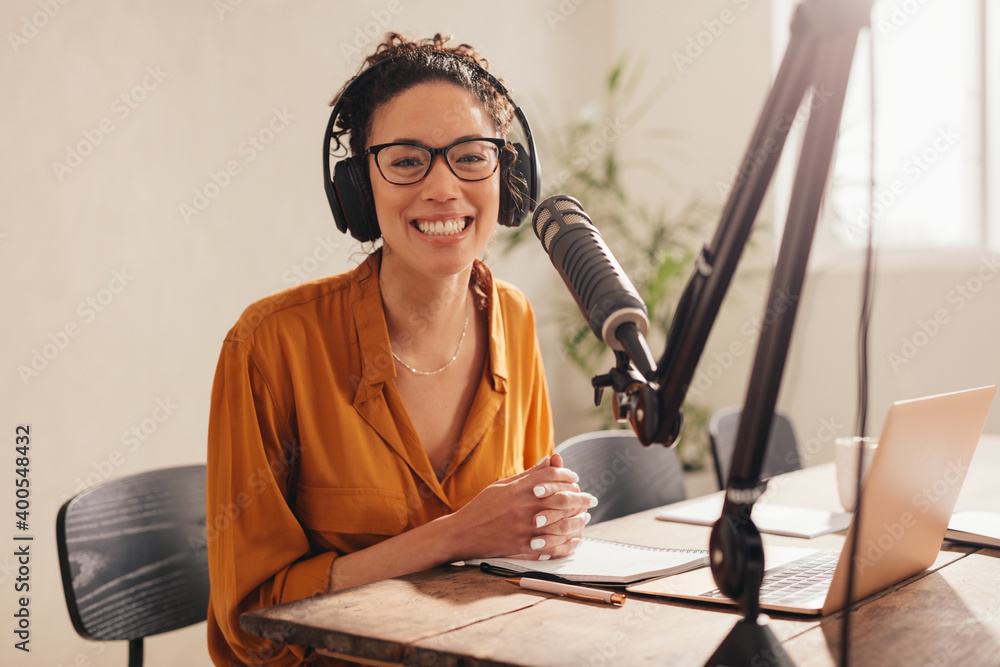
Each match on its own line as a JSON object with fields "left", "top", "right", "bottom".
{"left": 542, "top": 221, "right": 559, "bottom": 250}
{"left": 532, "top": 195, "right": 589, "bottom": 252}
{"left": 533, "top": 206, "right": 552, "bottom": 234}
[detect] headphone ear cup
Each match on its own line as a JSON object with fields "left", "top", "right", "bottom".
{"left": 332, "top": 157, "right": 380, "bottom": 242}
{"left": 499, "top": 142, "right": 535, "bottom": 227}
{"left": 327, "top": 160, "right": 351, "bottom": 237}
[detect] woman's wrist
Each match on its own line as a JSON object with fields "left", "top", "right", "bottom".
{"left": 427, "top": 510, "right": 466, "bottom": 564}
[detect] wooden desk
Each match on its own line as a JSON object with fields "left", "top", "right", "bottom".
{"left": 241, "top": 436, "right": 1000, "bottom": 666}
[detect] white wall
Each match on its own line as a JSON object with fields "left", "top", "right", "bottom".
{"left": 595, "top": 0, "right": 781, "bottom": 466}
{"left": 3, "top": 1, "right": 997, "bottom": 665}
{"left": 2, "top": 2, "right": 614, "bottom": 665}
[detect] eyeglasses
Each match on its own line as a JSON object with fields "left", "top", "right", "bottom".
{"left": 365, "top": 137, "right": 506, "bottom": 185}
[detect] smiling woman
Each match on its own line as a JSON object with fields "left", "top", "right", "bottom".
{"left": 369, "top": 81, "right": 502, "bottom": 283}
{"left": 204, "top": 33, "right": 597, "bottom": 667}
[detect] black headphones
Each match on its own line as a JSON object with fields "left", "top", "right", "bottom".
{"left": 323, "top": 52, "right": 540, "bottom": 243}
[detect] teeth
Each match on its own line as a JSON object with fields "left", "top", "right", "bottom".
{"left": 415, "top": 218, "right": 468, "bottom": 236}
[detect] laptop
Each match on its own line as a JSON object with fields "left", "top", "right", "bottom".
{"left": 628, "top": 385, "right": 996, "bottom": 615}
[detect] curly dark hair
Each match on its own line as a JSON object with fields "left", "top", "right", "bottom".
{"left": 328, "top": 32, "right": 517, "bottom": 158}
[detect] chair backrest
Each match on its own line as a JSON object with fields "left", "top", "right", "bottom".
{"left": 554, "top": 430, "right": 687, "bottom": 524}
{"left": 56, "top": 464, "right": 209, "bottom": 667}
{"left": 707, "top": 407, "right": 801, "bottom": 490}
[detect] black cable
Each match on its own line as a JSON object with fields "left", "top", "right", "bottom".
{"left": 841, "top": 24, "right": 878, "bottom": 667}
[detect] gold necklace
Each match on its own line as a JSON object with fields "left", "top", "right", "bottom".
{"left": 392, "top": 300, "right": 470, "bottom": 376}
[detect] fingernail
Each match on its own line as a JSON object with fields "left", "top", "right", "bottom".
{"left": 533, "top": 485, "right": 546, "bottom": 498}
{"left": 535, "top": 514, "right": 547, "bottom": 528}
{"left": 537, "top": 554, "right": 551, "bottom": 561}
{"left": 588, "top": 495, "right": 599, "bottom": 507}
{"left": 530, "top": 537, "right": 546, "bottom": 550}
{"left": 584, "top": 512, "right": 592, "bottom": 525}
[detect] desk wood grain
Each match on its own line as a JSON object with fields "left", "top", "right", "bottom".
{"left": 240, "top": 436, "right": 1000, "bottom": 665}
{"left": 785, "top": 549, "right": 1000, "bottom": 667}
{"left": 239, "top": 567, "right": 545, "bottom": 665}
{"left": 408, "top": 587, "right": 818, "bottom": 666}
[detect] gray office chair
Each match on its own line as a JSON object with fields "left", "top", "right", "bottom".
{"left": 707, "top": 406, "right": 802, "bottom": 490}
{"left": 554, "top": 429, "right": 687, "bottom": 524}
{"left": 56, "top": 464, "right": 210, "bottom": 667}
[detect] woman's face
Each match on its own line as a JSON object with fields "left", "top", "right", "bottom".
{"left": 368, "top": 81, "right": 501, "bottom": 280}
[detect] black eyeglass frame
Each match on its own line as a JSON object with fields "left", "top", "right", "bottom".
{"left": 364, "top": 137, "right": 508, "bottom": 185}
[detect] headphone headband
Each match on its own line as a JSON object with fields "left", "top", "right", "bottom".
{"left": 323, "top": 50, "right": 540, "bottom": 243}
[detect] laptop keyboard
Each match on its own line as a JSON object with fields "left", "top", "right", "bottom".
{"left": 702, "top": 551, "right": 840, "bottom": 606}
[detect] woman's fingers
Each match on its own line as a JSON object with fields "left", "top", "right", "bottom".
{"left": 527, "top": 533, "right": 583, "bottom": 559}
{"left": 533, "top": 509, "right": 591, "bottom": 530}
{"left": 529, "top": 465, "right": 589, "bottom": 503}
{"left": 451, "top": 458, "right": 594, "bottom": 561}
{"left": 535, "top": 511, "right": 591, "bottom": 535}
{"left": 531, "top": 488, "right": 597, "bottom": 513}
{"left": 544, "top": 537, "right": 582, "bottom": 559}
{"left": 525, "top": 510, "right": 589, "bottom": 560}
{"left": 505, "top": 455, "right": 553, "bottom": 483}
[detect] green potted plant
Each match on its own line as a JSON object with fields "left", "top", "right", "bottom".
{"left": 503, "top": 57, "right": 719, "bottom": 470}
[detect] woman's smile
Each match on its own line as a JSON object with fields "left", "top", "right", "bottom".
{"left": 368, "top": 81, "right": 500, "bottom": 277}
{"left": 413, "top": 216, "right": 471, "bottom": 236}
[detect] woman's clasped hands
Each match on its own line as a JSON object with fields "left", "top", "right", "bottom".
{"left": 448, "top": 453, "right": 597, "bottom": 562}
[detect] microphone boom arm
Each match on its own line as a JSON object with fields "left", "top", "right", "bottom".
{"left": 605, "top": 1, "right": 873, "bottom": 664}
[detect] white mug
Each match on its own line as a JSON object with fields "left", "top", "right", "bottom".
{"left": 835, "top": 436, "right": 878, "bottom": 512}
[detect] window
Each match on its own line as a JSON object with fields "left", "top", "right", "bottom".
{"left": 770, "top": 0, "right": 994, "bottom": 257}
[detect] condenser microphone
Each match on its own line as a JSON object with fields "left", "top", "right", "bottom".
{"left": 532, "top": 195, "right": 655, "bottom": 377}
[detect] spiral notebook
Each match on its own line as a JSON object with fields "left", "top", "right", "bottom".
{"left": 463, "top": 537, "right": 708, "bottom": 584}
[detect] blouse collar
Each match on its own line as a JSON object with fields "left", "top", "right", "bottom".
{"left": 350, "top": 251, "right": 508, "bottom": 403}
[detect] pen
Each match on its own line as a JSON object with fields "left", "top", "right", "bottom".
{"left": 506, "top": 577, "right": 626, "bottom": 606}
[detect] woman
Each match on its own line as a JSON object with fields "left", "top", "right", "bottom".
{"left": 206, "top": 33, "right": 595, "bottom": 666}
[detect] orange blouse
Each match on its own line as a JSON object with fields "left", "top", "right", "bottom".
{"left": 206, "top": 252, "right": 553, "bottom": 666}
